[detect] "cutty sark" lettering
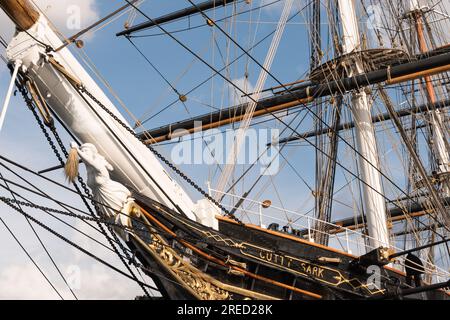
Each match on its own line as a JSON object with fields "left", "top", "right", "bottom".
{"left": 240, "top": 244, "right": 335, "bottom": 282}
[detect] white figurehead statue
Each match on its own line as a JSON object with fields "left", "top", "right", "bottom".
{"left": 66, "top": 142, "right": 134, "bottom": 241}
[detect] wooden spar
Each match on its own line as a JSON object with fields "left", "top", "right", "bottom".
{"left": 412, "top": 8, "right": 450, "bottom": 197}
{"left": 0, "top": 0, "right": 39, "bottom": 31}
{"left": 116, "top": 0, "right": 239, "bottom": 37}
{"left": 277, "top": 98, "right": 450, "bottom": 144}
{"left": 414, "top": 11, "right": 437, "bottom": 103}
{"left": 386, "top": 64, "right": 450, "bottom": 85}
{"left": 139, "top": 51, "right": 450, "bottom": 144}
{"left": 143, "top": 97, "right": 313, "bottom": 144}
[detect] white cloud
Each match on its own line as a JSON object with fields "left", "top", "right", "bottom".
{"left": 227, "top": 77, "right": 255, "bottom": 106}
{"left": 33, "top": 0, "right": 100, "bottom": 38}
{"left": 0, "top": 264, "right": 61, "bottom": 300}
{"left": 0, "top": 0, "right": 100, "bottom": 44}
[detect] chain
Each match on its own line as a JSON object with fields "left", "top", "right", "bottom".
{"left": 78, "top": 86, "right": 240, "bottom": 222}
{"left": 0, "top": 195, "right": 204, "bottom": 295}
{"left": 16, "top": 78, "right": 151, "bottom": 297}
{"left": 0, "top": 196, "right": 157, "bottom": 291}
{"left": 0, "top": 196, "right": 132, "bottom": 230}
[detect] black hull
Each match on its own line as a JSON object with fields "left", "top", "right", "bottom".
{"left": 128, "top": 193, "right": 449, "bottom": 300}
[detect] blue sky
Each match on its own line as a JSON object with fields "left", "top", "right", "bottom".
{"left": 0, "top": 0, "right": 448, "bottom": 299}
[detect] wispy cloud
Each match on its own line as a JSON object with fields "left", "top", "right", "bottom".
{"left": 227, "top": 77, "right": 255, "bottom": 105}
{"left": 0, "top": 0, "right": 100, "bottom": 44}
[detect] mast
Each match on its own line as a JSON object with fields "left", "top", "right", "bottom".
{"left": 137, "top": 53, "right": 450, "bottom": 144}
{"left": 337, "top": 0, "right": 390, "bottom": 248}
{"left": 409, "top": 1, "right": 450, "bottom": 197}
{"left": 312, "top": 0, "right": 342, "bottom": 245}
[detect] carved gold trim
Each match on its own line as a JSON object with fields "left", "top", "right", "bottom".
{"left": 131, "top": 210, "right": 278, "bottom": 300}
{"left": 148, "top": 203, "right": 384, "bottom": 295}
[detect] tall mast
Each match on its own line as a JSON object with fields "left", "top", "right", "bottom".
{"left": 337, "top": 0, "right": 390, "bottom": 248}
{"left": 313, "top": 0, "right": 342, "bottom": 245}
{"left": 408, "top": 1, "right": 450, "bottom": 197}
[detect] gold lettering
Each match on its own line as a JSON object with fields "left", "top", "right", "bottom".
{"left": 317, "top": 268, "right": 324, "bottom": 278}
{"left": 259, "top": 251, "right": 265, "bottom": 260}
{"left": 306, "top": 265, "right": 312, "bottom": 274}
{"left": 251, "top": 248, "right": 327, "bottom": 280}
{"left": 312, "top": 267, "right": 318, "bottom": 276}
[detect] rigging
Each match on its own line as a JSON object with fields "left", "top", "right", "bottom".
{"left": 0, "top": 172, "right": 78, "bottom": 299}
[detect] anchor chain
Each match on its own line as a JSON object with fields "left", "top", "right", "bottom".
{"left": 0, "top": 196, "right": 132, "bottom": 230}
{"left": 16, "top": 77, "right": 151, "bottom": 297}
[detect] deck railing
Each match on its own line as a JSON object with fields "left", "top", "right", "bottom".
{"left": 210, "top": 189, "right": 450, "bottom": 286}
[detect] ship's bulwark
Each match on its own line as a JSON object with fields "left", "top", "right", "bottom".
{"left": 128, "top": 193, "right": 449, "bottom": 300}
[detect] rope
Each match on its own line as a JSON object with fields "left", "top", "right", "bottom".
{"left": 0, "top": 173, "right": 78, "bottom": 299}
{"left": 16, "top": 77, "right": 151, "bottom": 298}
{"left": 0, "top": 204, "right": 64, "bottom": 299}
{"left": 69, "top": 80, "right": 241, "bottom": 221}
{"left": 0, "top": 197, "right": 158, "bottom": 291}
{"left": 215, "top": 0, "right": 294, "bottom": 199}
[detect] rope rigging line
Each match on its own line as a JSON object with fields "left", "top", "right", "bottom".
{"left": 0, "top": 181, "right": 265, "bottom": 293}
{"left": 0, "top": 196, "right": 158, "bottom": 292}
{"left": 14, "top": 74, "right": 151, "bottom": 298}
{"left": 0, "top": 134, "right": 448, "bottom": 278}
{"left": 0, "top": 158, "right": 138, "bottom": 245}
{"left": 2, "top": 0, "right": 446, "bottom": 288}
{"left": 137, "top": 5, "right": 306, "bottom": 127}
{"left": 126, "top": 37, "right": 183, "bottom": 98}
{"left": 223, "top": 110, "right": 313, "bottom": 214}
{"left": 59, "top": 2, "right": 442, "bottom": 262}
{"left": 214, "top": 0, "right": 294, "bottom": 200}
{"left": 63, "top": 73, "right": 241, "bottom": 221}
{"left": 0, "top": 196, "right": 140, "bottom": 232}
{"left": 0, "top": 214, "right": 64, "bottom": 299}
{"left": 125, "top": 0, "right": 450, "bottom": 234}
{"left": 6, "top": 25, "right": 446, "bottom": 248}
{"left": 0, "top": 177, "right": 206, "bottom": 292}
{"left": 0, "top": 171, "right": 78, "bottom": 300}
{"left": 0, "top": 177, "right": 133, "bottom": 258}
{"left": 128, "top": 0, "right": 284, "bottom": 38}
{"left": 0, "top": 161, "right": 173, "bottom": 237}
{"left": 123, "top": 0, "right": 416, "bottom": 207}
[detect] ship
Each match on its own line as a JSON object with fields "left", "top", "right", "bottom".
{"left": 0, "top": 0, "right": 449, "bottom": 300}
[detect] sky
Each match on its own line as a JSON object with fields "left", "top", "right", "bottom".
{"left": 0, "top": 0, "right": 157, "bottom": 300}
{"left": 0, "top": 0, "right": 448, "bottom": 299}
{"left": 0, "top": 0, "right": 308, "bottom": 301}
